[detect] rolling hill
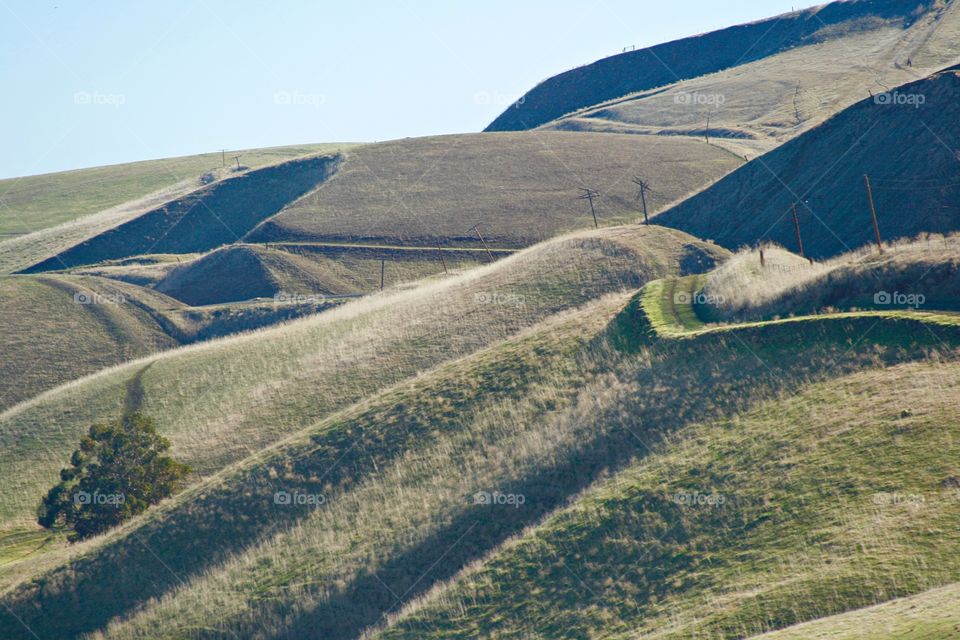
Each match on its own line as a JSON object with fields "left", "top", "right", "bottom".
{"left": 655, "top": 68, "right": 960, "bottom": 258}
{"left": 0, "top": 225, "right": 725, "bottom": 530}
{"left": 488, "top": 0, "right": 955, "bottom": 134}
{"left": 0, "top": 272, "right": 343, "bottom": 413}
{"left": 0, "top": 143, "right": 347, "bottom": 237}
{"left": 245, "top": 132, "right": 742, "bottom": 248}
{"left": 20, "top": 154, "right": 341, "bottom": 273}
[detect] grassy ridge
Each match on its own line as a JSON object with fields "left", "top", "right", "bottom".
{"left": 0, "top": 143, "right": 347, "bottom": 236}
{"left": 22, "top": 155, "right": 340, "bottom": 273}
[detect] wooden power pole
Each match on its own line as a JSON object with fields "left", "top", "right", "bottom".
{"left": 577, "top": 188, "right": 600, "bottom": 229}
{"left": 380, "top": 259, "right": 385, "bottom": 290}
{"left": 631, "top": 177, "right": 653, "bottom": 225}
{"left": 864, "top": 174, "right": 884, "bottom": 253}
{"left": 470, "top": 224, "right": 495, "bottom": 262}
{"left": 436, "top": 244, "right": 448, "bottom": 274}
{"left": 790, "top": 203, "right": 805, "bottom": 258}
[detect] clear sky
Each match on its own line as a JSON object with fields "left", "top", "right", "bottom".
{"left": 0, "top": 0, "right": 820, "bottom": 179}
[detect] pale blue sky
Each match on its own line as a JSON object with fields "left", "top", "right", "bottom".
{"left": 0, "top": 0, "right": 818, "bottom": 178}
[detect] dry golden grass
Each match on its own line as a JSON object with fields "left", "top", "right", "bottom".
{"left": 247, "top": 132, "right": 742, "bottom": 248}
{"left": 702, "top": 234, "right": 960, "bottom": 321}
{"left": 546, "top": 4, "right": 960, "bottom": 154}
{"left": 0, "top": 225, "right": 724, "bottom": 531}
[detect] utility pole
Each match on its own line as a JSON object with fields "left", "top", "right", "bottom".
{"left": 790, "top": 203, "right": 805, "bottom": 258}
{"left": 470, "top": 223, "right": 495, "bottom": 262}
{"left": 577, "top": 188, "right": 600, "bottom": 229}
{"left": 436, "top": 244, "right": 448, "bottom": 274}
{"left": 380, "top": 259, "right": 385, "bottom": 290}
{"left": 705, "top": 114, "right": 710, "bottom": 144}
{"left": 631, "top": 177, "right": 653, "bottom": 225}
{"left": 221, "top": 149, "right": 226, "bottom": 168}
{"left": 864, "top": 174, "right": 884, "bottom": 253}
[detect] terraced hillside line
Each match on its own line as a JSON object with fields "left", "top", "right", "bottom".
{"left": 21, "top": 154, "right": 341, "bottom": 273}
{"left": 487, "top": 0, "right": 941, "bottom": 131}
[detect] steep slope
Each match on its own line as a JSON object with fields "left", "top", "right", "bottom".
{"left": 0, "top": 143, "right": 347, "bottom": 237}
{"left": 0, "top": 225, "right": 726, "bottom": 530}
{"left": 656, "top": 68, "right": 960, "bottom": 258}
{"left": 245, "top": 132, "right": 742, "bottom": 248}
{"left": 487, "top": 0, "right": 946, "bottom": 132}
{"left": 541, "top": 0, "right": 960, "bottom": 156}
{"left": 19, "top": 154, "right": 341, "bottom": 273}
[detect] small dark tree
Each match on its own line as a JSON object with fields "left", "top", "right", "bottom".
{"left": 37, "top": 413, "right": 190, "bottom": 542}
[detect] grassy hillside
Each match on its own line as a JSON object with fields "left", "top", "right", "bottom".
{"left": 153, "top": 243, "right": 488, "bottom": 305}
{"left": 0, "top": 275, "right": 177, "bottom": 412}
{"left": 4, "top": 268, "right": 960, "bottom": 638}
{"left": 245, "top": 132, "right": 742, "bottom": 248}
{"left": 373, "top": 356, "right": 960, "bottom": 639}
{"left": 486, "top": 0, "right": 945, "bottom": 132}
{"left": 545, "top": 2, "right": 960, "bottom": 155}
{"left": 656, "top": 69, "right": 960, "bottom": 258}
{"left": 701, "top": 235, "right": 960, "bottom": 321}
{"left": 755, "top": 581, "right": 960, "bottom": 639}
{"left": 21, "top": 154, "right": 341, "bottom": 273}
{"left": 0, "top": 143, "right": 346, "bottom": 237}
{"left": 0, "top": 225, "right": 724, "bottom": 531}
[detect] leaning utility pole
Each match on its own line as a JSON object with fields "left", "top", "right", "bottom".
{"left": 470, "top": 223, "right": 495, "bottom": 262}
{"left": 631, "top": 177, "right": 653, "bottom": 224}
{"left": 380, "top": 259, "right": 385, "bottom": 290}
{"left": 864, "top": 174, "right": 884, "bottom": 253}
{"left": 790, "top": 203, "right": 805, "bottom": 258}
{"left": 577, "top": 188, "right": 600, "bottom": 229}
